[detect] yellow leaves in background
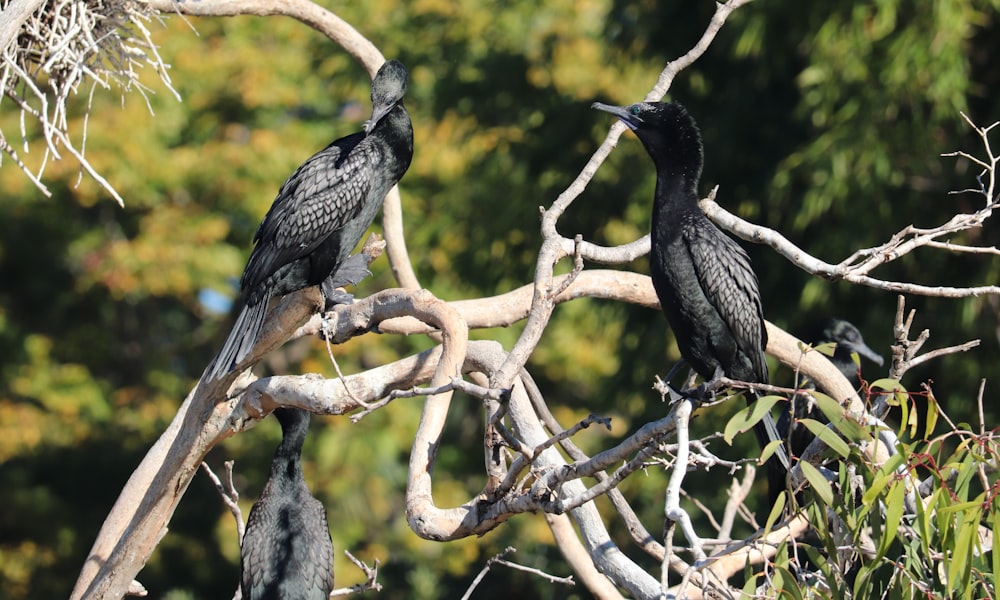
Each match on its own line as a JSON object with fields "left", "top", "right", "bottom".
{"left": 0, "top": 335, "right": 108, "bottom": 461}
{"left": 70, "top": 205, "right": 242, "bottom": 301}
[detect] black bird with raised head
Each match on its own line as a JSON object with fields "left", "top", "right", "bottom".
{"left": 209, "top": 60, "right": 414, "bottom": 380}
{"left": 592, "top": 100, "right": 788, "bottom": 475}
{"left": 241, "top": 408, "right": 333, "bottom": 599}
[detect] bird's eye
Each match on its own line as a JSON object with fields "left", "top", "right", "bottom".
{"left": 630, "top": 106, "right": 641, "bottom": 115}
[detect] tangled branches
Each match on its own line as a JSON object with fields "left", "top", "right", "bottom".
{"left": 0, "top": 0, "right": 178, "bottom": 204}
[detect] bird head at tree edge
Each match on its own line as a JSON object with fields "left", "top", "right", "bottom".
{"left": 364, "top": 59, "right": 408, "bottom": 135}
{"left": 591, "top": 100, "right": 696, "bottom": 133}
{"left": 591, "top": 100, "right": 704, "bottom": 182}
{"left": 812, "top": 317, "right": 885, "bottom": 368}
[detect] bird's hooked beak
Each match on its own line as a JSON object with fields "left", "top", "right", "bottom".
{"left": 363, "top": 102, "right": 394, "bottom": 135}
{"left": 592, "top": 101, "right": 641, "bottom": 131}
{"left": 843, "top": 340, "right": 885, "bottom": 367}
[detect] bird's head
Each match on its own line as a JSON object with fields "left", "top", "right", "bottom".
{"left": 364, "top": 59, "right": 408, "bottom": 135}
{"left": 592, "top": 101, "right": 703, "bottom": 182}
{"left": 814, "top": 318, "right": 884, "bottom": 367}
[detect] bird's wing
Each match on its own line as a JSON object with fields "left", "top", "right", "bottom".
{"left": 289, "top": 496, "right": 335, "bottom": 596}
{"left": 241, "top": 494, "right": 333, "bottom": 599}
{"left": 241, "top": 499, "right": 282, "bottom": 596}
{"left": 686, "top": 223, "right": 768, "bottom": 381}
{"left": 240, "top": 134, "right": 376, "bottom": 292}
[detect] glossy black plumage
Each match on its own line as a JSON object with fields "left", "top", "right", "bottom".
{"left": 592, "top": 100, "right": 788, "bottom": 471}
{"left": 241, "top": 408, "right": 333, "bottom": 600}
{"left": 208, "top": 60, "right": 414, "bottom": 380}
{"left": 770, "top": 318, "right": 883, "bottom": 505}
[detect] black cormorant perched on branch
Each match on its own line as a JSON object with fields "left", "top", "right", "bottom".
{"left": 208, "top": 60, "right": 414, "bottom": 380}
{"left": 592, "top": 100, "right": 789, "bottom": 475}
{"left": 770, "top": 318, "right": 883, "bottom": 505}
{"left": 241, "top": 408, "right": 334, "bottom": 599}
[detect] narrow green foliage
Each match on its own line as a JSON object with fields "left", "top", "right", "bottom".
{"left": 800, "top": 460, "right": 834, "bottom": 506}
{"left": 723, "top": 394, "right": 784, "bottom": 445}
{"left": 875, "top": 480, "right": 905, "bottom": 562}
{"left": 946, "top": 500, "right": 981, "bottom": 597}
{"left": 742, "top": 561, "right": 760, "bottom": 598}
{"left": 786, "top": 407, "right": 1000, "bottom": 600}
{"left": 992, "top": 497, "right": 1000, "bottom": 595}
{"left": 871, "top": 379, "right": 913, "bottom": 437}
{"left": 799, "top": 417, "right": 851, "bottom": 458}
{"left": 773, "top": 562, "right": 806, "bottom": 600}
{"left": 761, "top": 438, "right": 785, "bottom": 465}
{"left": 766, "top": 491, "right": 787, "bottom": 535}
{"left": 953, "top": 451, "right": 978, "bottom": 501}
{"left": 811, "top": 391, "right": 870, "bottom": 443}
{"left": 924, "top": 388, "right": 939, "bottom": 439}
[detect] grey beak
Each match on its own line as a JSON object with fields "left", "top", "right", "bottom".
{"left": 592, "top": 102, "right": 640, "bottom": 130}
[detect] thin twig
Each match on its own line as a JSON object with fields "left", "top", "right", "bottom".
{"left": 461, "top": 547, "right": 574, "bottom": 600}
{"left": 460, "top": 547, "right": 517, "bottom": 600}
{"left": 2, "top": 0, "right": 178, "bottom": 204}
{"left": 329, "top": 551, "right": 382, "bottom": 596}
{"left": 199, "top": 461, "right": 246, "bottom": 543}
{"left": 529, "top": 413, "right": 612, "bottom": 460}
{"left": 323, "top": 331, "right": 367, "bottom": 408}
{"left": 492, "top": 559, "right": 575, "bottom": 586}
{"left": 350, "top": 377, "right": 507, "bottom": 423}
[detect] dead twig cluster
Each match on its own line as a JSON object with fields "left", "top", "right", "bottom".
{"left": 1, "top": 0, "right": 179, "bottom": 204}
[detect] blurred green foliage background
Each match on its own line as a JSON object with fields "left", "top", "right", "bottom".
{"left": 1, "top": 1, "right": 999, "bottom": 598}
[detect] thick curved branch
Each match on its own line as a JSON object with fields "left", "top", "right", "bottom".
{"left": 146, "top": 0, "right": 383, "bottom": 74}
{"left": 382, "top": 186, "right": 421, "bottom": 289}
{"left": 546, "top": 513, "right": 625, "bottom": 599}
{"left": 295, "top": 269, "right": 659, "bottom": 338}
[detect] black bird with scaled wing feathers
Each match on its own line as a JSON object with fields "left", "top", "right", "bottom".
{"left": 592, "top": 100, "right": 789, "bottom": 476}
{"left": 241, "top": 408, "right": 333, "bottom": 599}
{"left": 208, "top": 60, "right": 413, "bottom": 380}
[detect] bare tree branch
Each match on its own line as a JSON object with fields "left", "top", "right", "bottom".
{"left": 0, "top": 0, "right": 46, "bottom": 53}
{"left": 701, "top": 110, "right": 1000, "bottom": 298}
{"left": 461, "top": 547, "right": 574, "bottom": 600}
{"left": 329, "top": 551, "right": 382, "bottom": 597}
{"left": 145, "top": 0, "right": 383, "bottom": 74}
{"left": 200, "top": 461, "right": 246, "bottom": 544}
{"left": 2, "top": 0, "right": 179, "bottom": 204}
{"left": 545, "top": 513, "right": 625, "bottom": 599}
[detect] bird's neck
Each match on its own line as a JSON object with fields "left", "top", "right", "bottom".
{"left": 272, "top": 409, "right": 309, "bottom": 478}
{"left": 270, "top": 441, "right": 306, "bottom": 480}
{"left": 370, "top": 105, "right": 413, "bottom": 172}
{"left": 652, "top": 170, "right": 701, "bottom": 231}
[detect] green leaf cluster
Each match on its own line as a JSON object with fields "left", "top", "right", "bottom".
{"left": 760, "top": 381, "right": 998, "bottom": 599}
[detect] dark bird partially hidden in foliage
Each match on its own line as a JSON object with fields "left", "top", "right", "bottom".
{"left": 769, "top": 318, "right": 883, "bottom": 505}
{"left": 592, "top": 100, "right": 789, "bottom": 478}
{"left": 241, "top": 408, "right": 334, "bottom": 599}
{"left": 208, "top": 60, "right": 414, "bottom": 380}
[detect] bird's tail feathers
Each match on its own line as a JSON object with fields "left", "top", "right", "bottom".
{"left": 746, "top": 389, "right": 791, "bottom": 472}
{"left": 206, "top": 300, "right": 269, "bottom": 381}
